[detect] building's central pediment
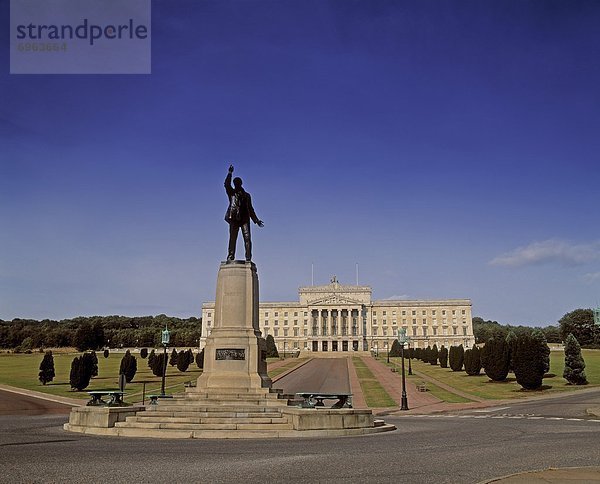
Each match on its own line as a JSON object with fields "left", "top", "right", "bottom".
{"left": 307, "top": 294, "right": 364, "bottom": 307}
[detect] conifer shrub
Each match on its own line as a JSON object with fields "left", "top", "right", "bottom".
{"left": 103, "top": 349, "right": 109, "bottom": 358}
{"left": 148, "top": 349, "right": 156, "bottom": 369}
{"left": 481, "top": 337, "right": 510, "bottom": 381}
{"left": 69, "top": 354, "right": 93, "bottom": 391}
{"left": 38, "top": 350, "right": 55, "bottom": 385}
{"left": 140, "top": 348, "right": 148, "bottom": 359}
{"left": 90, "top": 351, "right": 98, "bottom": 377}
{"left": 265, "top": 335, "right": 279, "bottom": 358}
{"left": 177, "top": 349, "right": 193, "bottom": 372}
{"left": 464, "top": 346, "right": 481, "bottom": 375}
{"left": 151, "top": 353, "right": 166, "bottom": 377}
{"left": 449, "top": 344, "right": 464, "bottom": 371}
{"left": 430, "top": 344, "right": 439, "bottom": 365}
{"left": 389, "top": 340, "right": 402, "bottom": 357}
{"left": 196, "top": 349, "right": 204, "bottom": 369}
{"left": 563, "top": 333, "right": 588, "bottom": 385}
{"left": 119, "top": 350, "right": 137, "bottom": 383}
{"left": 169, "top": 348, "right": 178, "bottom": 366}
{"left": 439, "top": 346, "right": 448, "bottom": 368}
{"left": 513, "top": 330, "right": 550, "bottom": 390}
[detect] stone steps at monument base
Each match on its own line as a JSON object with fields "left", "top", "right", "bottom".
{"left": 128, "top": 415, "right": 290, "bottom": 425}
{"left": 158, "top": 399, "right": 290, "bottom": 408}
{"left": 114, "top": 421, "right": 294, "bottom": 431}
{"left": 141, "top": 410, "right": 284, "bottom": 419}
{"left": 150, "top": 403, "right": 288, "bottom": 413}
{"left": 181, "top": 391, "right": 283, "bottom": 400}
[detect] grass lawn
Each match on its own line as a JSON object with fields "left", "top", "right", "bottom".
{"left": 0, "top": 351, "right": 202, "bottom": 404}
{"left": 392, "top": 349, "right": 600, "bottom": 401}
{"left": 352, "top": 357, "right": 396, "bottom": 407}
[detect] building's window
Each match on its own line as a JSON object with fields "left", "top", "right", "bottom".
{"left": 264, "top": 312, "right": 269, "bottom": 317}
{"left": 284, "top": 320, "right": 288, "bottom": 326}
{"left": 373, "top": 328, "right": 378, "bottom": 336}
{"left": 383, "top": 311, "right": 387, "bottom": 316}
{"left": 412, "top": 327, "right": 417, "bottom": 336}
{"left": 432, "top": 318, "right": 437, "bottom": 325}
{"left": 453, "top": 327, "right": 457, "bottom": 335}
{"left": 303, "top": 329, "right": 308, "bottom": 336}
{"left": 433, "top": 327, "right": 437, "bottom": 335}
{"left": 412, "top": 319, "right": 417, "bottom": 324}
{"left": 412, "top": 310, "right": 416, "bottom": 315}
{"left": 422, "top": 310, "right": 426, "bottom": 315}
{"left": 207, "top": 321, "right": 211, "bottom": 326}
{"left": 443, "top": 318, "right": 448, "bottom": 325}
{"left": 373, "top": 311, "right": 377, "bottom": 316}
{"left": 462, "top": 309, "right": 466, "bottom": 315}
{"left": 274, "top": 320, "right": 279, "bottom": 326}
{"left": 294, "top": 312, "right": 298, "bottom": 317}
{"left": 208, "top": 312, "right": 212, "bottom": 318}
{"left": 282, "top": 328, "right": 288, "bottom": 336}
{"left": 294, "top": 328, "right": 299, "bottom": 336}
{"left": 402, "top": 318, "right": 407, "bottom": 324}
{"left": 452, "top": 318, "right": 457, "bottom": 324}
{"left": 442, "top": 310, "right": 446, "bottom": 316}
{"left": 383, "top": 319, "right": 387, "bottom": 326}
{"left": 263, "top": 328, "right": 268, "bottom": 336}
{"left": 423, "top": 327, "right": 428, "bottom": 336}
{"left": 432, "top": 310, "right": 436, "bottom": 316}
{"left": 452, "top": 310, "right": 456, "bottom": 315}
{"left": 304, "top": 319, "right": 308, "bottom": 325}
{"left": 284, "top": 312, "right": 288, "bottom": 317}
{"left": 402, "top": 310, "right": 406, "bottom": 316}
{"left": 462, "top": 319, "right": 467, "bottom": 324}
{"left": 463, "top": 327, "right": 467, "bottom": 336}
{"left": 304, "top": 312, "right": 308, "bottom": 317}
{"left": 422, "top": 318, "right": 427, "bottom": 325}
{"left": 304, "top": 342, "right": 308, "bottom": 349}
{"left": 274, "top": 312, "right": 279, "bottom": 317}
{"left": 294, "top": 319, "right": 298, "bottom": 326}
{"left": 373, "top": 319, "right": 377, "bottom": 325}
{"left": 392, "top": 311, "right": 396, "bottom": 316}
{"left": 274, "top": 329, "right": 279, "bottom": 336}
{"left": 443, "top": 327, "right": 447, "bottom": 335}
{"left": 383, "top": 328, "right": 388, "bottom": 336}
{"left": 392, "top": 319, "right": 397, "bottom": 325}
{"left": 264, "top": 320, "right": 268, "bottom": 325}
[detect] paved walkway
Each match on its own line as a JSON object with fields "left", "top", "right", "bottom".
{"left": 347, "top": 357, "right": 367, "bottom": 409}
{"left": 484, "top": 466, "right": 600, "bottom": 483}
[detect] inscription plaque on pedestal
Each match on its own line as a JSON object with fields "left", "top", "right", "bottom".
{"left": 215, "top": 348, "right": 245, "bottom": 360}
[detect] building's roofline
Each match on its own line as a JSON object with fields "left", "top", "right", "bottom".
{"left": 202, "top": 298, "right": 472, "bottom": 308}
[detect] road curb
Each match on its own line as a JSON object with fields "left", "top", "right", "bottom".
{"left": 479, "top": 466, "right": 600, "bottom": 483}
{"left": 0, "top": 383, "right": 83, "bottom": 407}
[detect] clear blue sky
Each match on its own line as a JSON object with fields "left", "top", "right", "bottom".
{"left": 1, "top": 0, "right": 599, "bottom": 326}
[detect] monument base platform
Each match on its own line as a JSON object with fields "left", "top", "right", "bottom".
{"left": 64, "top": 389, "right": 395, "bottom": 438}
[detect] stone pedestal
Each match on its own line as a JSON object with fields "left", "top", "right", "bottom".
{"left": 195, "top": 261, "right": 272, "bottom": 391}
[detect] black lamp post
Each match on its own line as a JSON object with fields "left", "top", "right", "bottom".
{"left": 398, "top": 328, "right": 409, "bottom": 411}
{"left": 160, "top": 325, "right": 170, "bottom": 396}
{"left": 283, "top": 339, "right": 287, "bottom": 359}
{"left": 407, "top": 337, "right": 413, "bottom": 376}
{"left": 386, "top": 338, "right": 390, "bottom": 363}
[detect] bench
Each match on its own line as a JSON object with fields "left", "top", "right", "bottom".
{"left": 295, "top": 392, "right": 353, "bottom": 409}
{"left": 147, "top": 394, "right": 174, "bottom": 405}
{"left": 86, "top": 390, "right": 126, "bottom": 407}
{"left": 417, "top": 383, "right": 428, "bottom": 392}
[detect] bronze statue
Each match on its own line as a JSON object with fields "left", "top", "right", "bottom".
{"left": 224, "top": 164, "right": 264, "bottom": 261}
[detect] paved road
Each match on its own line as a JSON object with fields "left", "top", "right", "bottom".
{"left": 451, "top": 387, "right": 600, "bottom": 419}
{"left": 0, "top": 389, "right": 72, "bottom": 416}
{"left": 1, "top": 412, "right": 598, "bottom": 483}
{"left": 273, "top": 358, "right": 350, "bottom": 394}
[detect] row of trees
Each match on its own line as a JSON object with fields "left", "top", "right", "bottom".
{"left": 0, "top": 314, "right": 202, "bottom": 351}
{"left": 38, "top": 346, "right": 206, "bottom": 391}
{"left": 408, "top": 329, "right": 588, "bottom": 390}
{"left": 473, "top": 308, "right": 600, "bottom": 348}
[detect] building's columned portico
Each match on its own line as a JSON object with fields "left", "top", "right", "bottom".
{"left": 201, "top": 276, "right": 475, "bottom": 353}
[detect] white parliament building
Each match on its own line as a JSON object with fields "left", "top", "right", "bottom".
{"left": 200, "top": 277, "right": 475, "bottom": 353}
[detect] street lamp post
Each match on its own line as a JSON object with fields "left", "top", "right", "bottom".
{"left": 386, "top": 338, "right": 390, "bottom": 363}
{"left": 283, "top": 339, "right": 287, "bottom": 359}
{"left": 407, "top": 337, "right": 413, "bottom": 376}
{"left": 160, "top": 326, "right": 170, "bottom": 396}
{"left": 398, "top": 328, "right": 409, "bottom": 411}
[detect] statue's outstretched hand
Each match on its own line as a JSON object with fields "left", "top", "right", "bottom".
{"left": 228, "top": 164, "right": 234, "bottom": 173}
{"left": 257, "top": 220, "right": 264, "bottom": 228}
